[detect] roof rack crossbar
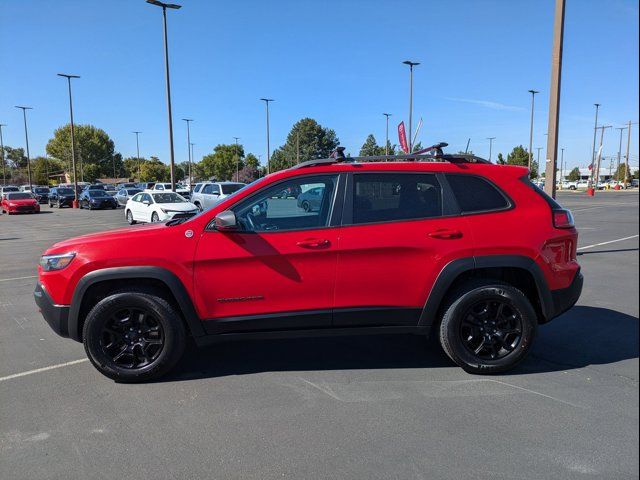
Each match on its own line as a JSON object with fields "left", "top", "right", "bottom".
{"left": 290, "top": 153, "right": 491, "bottom": 169}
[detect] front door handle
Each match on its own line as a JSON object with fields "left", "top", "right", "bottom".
{"left": 296, "top": 238, "right": 330, "bottom": 249}
{"left": 428, "top": 229, "right": 463, "bottom": 240}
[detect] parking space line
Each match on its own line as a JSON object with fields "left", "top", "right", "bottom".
{"left": 0, "top": 275, "right": 37, "bottom": 283}
{"left": 577, "top": 234, "right": 639, "bottom": 251}
{"left": 0, "top": 359, "right": 88, "bottom": 383}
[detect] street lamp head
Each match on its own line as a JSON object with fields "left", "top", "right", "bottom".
{"left": 181, "top": 118, "right": 193, "bottom": 122}
{"left": 528, "top": 89, "right": 539, "bottom": 94}
{"left": 57, "top": 73, "right": 80, "bottom": 79}
{"left": 15, "top": 106, "right": 33, "bottom": 110}
{"left": 383, "top": 113, "right": 392, "bottom": 117}
{"left": 260, "top": 98, "right": 274, "bottom": 103}
{"left": 147, "top": 0, "right": 182, "bottom": 9}
{"left": 594, "top": 103, "right": 601, "bottom": 108}
{"left": 403, "top": 60, "right": 420, "bottom": 67}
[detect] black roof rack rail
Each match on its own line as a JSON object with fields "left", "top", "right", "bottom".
{"left": 290, "top": 142, "right": 491, "bottom": 170}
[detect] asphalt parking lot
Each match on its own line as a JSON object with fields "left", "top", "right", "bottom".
{"left": 1, "top": 191, "right": 638, "bottom": 480}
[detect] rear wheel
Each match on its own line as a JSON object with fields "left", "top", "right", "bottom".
{"left": 438, "top": 280, "right": 537, "bottom": 374}
{"left": 82, "top": 291, "right": 186, "bottom": 382}
{"left": 126, "top": 210, "right": 136, "bottom": 225}
{"left": 302, "top": 200, "right": 311, "bottom": 212}
{"left": 151, "top": 212, "right": 160, "bottom": 223}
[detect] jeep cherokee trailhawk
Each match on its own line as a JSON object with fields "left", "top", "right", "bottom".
{"left": 35, "top": 146, "right": 583, "bottom": 382}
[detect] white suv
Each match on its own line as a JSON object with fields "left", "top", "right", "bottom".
{"left": 152, "top": 182, "right": 191, "bottom": 199}
{"left": 191, "top": 181, "right": 245, "bottom": 211}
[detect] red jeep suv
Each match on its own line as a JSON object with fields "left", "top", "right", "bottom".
{"left": 34, "top": 150, "right": 582, "bottom": 382}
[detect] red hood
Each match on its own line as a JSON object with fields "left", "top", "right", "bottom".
{"left": 47, "top": 222, "right": 167, "bottom": 252}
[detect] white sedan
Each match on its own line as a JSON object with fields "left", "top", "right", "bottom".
{"left": 125, "top": 191, "right": 199, "bottom": 224}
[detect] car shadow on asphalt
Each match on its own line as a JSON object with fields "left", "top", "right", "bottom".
{"left": 163, "top": 305, "right": 639, "bottom": 382}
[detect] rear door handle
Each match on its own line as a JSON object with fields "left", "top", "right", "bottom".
{"left": 428, "top": 229, "right": 463, "bottom": 240}
{"left": 296, "top": 238, "right": 330, "bottom": 249}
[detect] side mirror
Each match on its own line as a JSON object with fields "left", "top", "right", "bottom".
{"left": 143, "top": 200, "right": 150, "bottom": 205}
{"left": 214, "top": 210, "right": 237, "bottom": 231}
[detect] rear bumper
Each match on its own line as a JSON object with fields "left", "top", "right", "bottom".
{"left": 34, "top": 284, "right": 71, "bottom": 339}
{"left": 549, "top": 269, "right": 583, "bottom": 320}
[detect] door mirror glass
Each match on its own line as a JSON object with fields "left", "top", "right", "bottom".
{"left": 214, "top": 210, "right": 237, "bottom": 231}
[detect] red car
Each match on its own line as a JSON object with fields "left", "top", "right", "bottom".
{"left": 1, "top": 192, "right": 40, "bottom": 214}
{"left": 34, "top": 150, "right": 582, "bottom": 382}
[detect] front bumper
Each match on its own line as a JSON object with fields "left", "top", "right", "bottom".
{"left": 34, "top": 284, "right": 71, "bottom": 339}
{"left": 550, "top": 269, "right": 583, "bottom": 319}
{"left": 57, "top": 197, "right": 75, "bottom": 206}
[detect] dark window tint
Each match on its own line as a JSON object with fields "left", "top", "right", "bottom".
{"left": 353, "top": 173, "right": 442, "bottom": 224}
{"left": 221, "top": 183, "right": 244, "bottom": 194}
{"left": 447, "top": 175, "right": 509, "bottom": 213}
{"left": 7, "top": 193, "right": 33, "bottom": 200}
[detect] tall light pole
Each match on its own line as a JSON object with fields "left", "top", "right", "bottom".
{"left": 133, "top": 131, "right": 142, "bottom": 180}
{"left": 190, "top": 143, "right": 195, "bottom": 178}
{"left": 182, "top": 119, "right": 193, "bottom": 187}
{"left": 559, "top": 147, "right": 565, "bottom": 188}
{"left": 487, "top": 137, "right": 496, "bottom": 162}
{"left": 383, "top": 113, "right": 392, "bottom": 156}
{"left": 15, "top": 106, "right": 33, "bottom": 192}
{"left": 536, "top": 147, "right": 543, "bottom": 178}
{"left": 528, "top": 89, "right": 539, "bottom": 171}
{"left": 543, "top": 0, "right": 565, "bottom": 198}
{"left": 592, "top": 125, "right": 612, "bottom": 195}
{"left": 615, "top": 126, "right": 627, "bottom": 184}
{"left": 403, "top": 61, "right": 420, "bottom": 153}
{"left": 623, "top": 121, "right": 638, "bottom": 188}
{"left": 260, "top": 98, "right": 274, "bottom": 174}
{"left": 57, "top": 74, "right": 80, "bottom": 206}
{"left": 590, "top": 103, "right": 600, "bottom": 169}
{"left": 233, "top": 136, "right": 240, "bottom": 182}
{"left": 147, "top": 0, "right": 181, "bottom": 192}
{"left": 0, "top": 124, "right": 6, "bottom": 186}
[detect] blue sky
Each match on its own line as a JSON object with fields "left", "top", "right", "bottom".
{"left": 1, "top": 0, "right": 638, "bottom": 170}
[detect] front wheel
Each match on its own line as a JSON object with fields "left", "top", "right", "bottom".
{"left": 82, "top": 291, "right": 186, "bottom": 382}
{"left": 151, "top": 212, "right": 160, "bottom": 223}
{"left": 126, "top": 210, "right": 136, "bottom": 225}
{"left": 302, "top": 201, "right": 311, "bottom": 212}
{"left": 438, "top": 280, "right": 537, "bottom": 374}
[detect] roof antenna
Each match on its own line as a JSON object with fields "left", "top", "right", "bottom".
{"left": 330, "top": 146, "right": 346, "bottom": 160}
{"left": 465, "top": 138, "right": 471, "bottom": 154}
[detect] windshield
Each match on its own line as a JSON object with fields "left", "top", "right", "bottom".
{"left": 57, "top": 188, "right": 74, "bottom": 195}
{"left": 88, "top": 185, "right": 105, "bottom": 190}
{"left": 152, "top": 192, "right": 185, "bottom": 203}
{"left": 7, "top": 193, "right": 33, "bottom": 200}
{"left": 127, "top": 189, "right": 142, "bottom": 195}
{"left": 34, "top": 187, "right": 50, "bottom": 193}
{"left": 221, "top": 183, "right": 245, "bottom": 194}
{"left": 3, "top": 187, "right": 19, "bottom": 192}
{"left": 88, "top": 190, "right": 110, "bottom": 198}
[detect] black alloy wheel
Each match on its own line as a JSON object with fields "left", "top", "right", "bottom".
{"left": 459, "top": 300, "right": 523, "bottom": 360}
{"left": 100, "top": 307, "right": 164, "bottom": 369}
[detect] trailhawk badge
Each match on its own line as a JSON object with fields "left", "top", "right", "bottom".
{"left": 185, "top": 229, "right": 194, "bottom": 238}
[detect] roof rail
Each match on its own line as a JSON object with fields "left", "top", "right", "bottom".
{"left": 290, "top": 145, "right": 491, "bottom": 170}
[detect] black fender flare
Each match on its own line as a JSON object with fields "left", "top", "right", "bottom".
{"left": 418, "top": 255, "right": 553, "bottom": 328}
{"left": 67, "top": 266, "right": 204, "bottom": 341}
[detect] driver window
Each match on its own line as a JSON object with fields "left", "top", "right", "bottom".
{"left": 232, "top": 175, "right": 338, "bottom": 232}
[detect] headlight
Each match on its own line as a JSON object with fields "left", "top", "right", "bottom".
{"left": 9, "top": 202, "right": 16, "bottom": 207}
{"left": 39, "top": 253, "right": 76, "bottom": 272}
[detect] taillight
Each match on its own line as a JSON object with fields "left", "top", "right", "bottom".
{"left": 553, "top": 209, "right": 574, "bottom": 229}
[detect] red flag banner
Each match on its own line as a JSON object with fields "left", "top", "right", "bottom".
{"left": 398, "top": 121, "right": 409, "bottom": 153}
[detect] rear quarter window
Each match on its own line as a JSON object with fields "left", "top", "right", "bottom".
{"left": 446, "top": 175, "right": 510, "bottom": 213}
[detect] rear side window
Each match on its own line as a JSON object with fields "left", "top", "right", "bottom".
{"left": 446, "top": 175, "right": 509, "bottom": 213}
{"left": 353, "top": 173, "right": 442, "bottom": 224}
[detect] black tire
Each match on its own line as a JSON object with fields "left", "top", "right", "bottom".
{"left": 302, "top": 201, "right": 311, "bottom": 212}
{"left": 438, "top": 279, "right": 537, "bottom": 374}
{"left": 126, "top": 210, "right": 136, "bottom": 225}
{"left": 82, "top": 290, "right": 186, "bottom": 383}
{"left": 195, "top": 202, "right": 202, "bottom": 212}
{"left": 151, "top": 212, "right": 159, "bottom": 223}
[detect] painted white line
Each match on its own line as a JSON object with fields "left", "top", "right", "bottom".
{"left": 0, "top": 275, "right": 37, "bottom": 283}
{"left": 577, "top": 235, "right": 639, "bottom": 251}
{"left": 490, "top": 380, "right": 583, "bottom": 409}
{"left": 0, "top": 359, "right": 88, "bottom": 383}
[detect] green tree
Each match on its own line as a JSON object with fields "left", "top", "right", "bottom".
{"left": 46, "top": 124, "right": 116, "bottom": 177}
{"left": 3, "top": 146, "right": 27, "bottom": 169}
{"left": 270, "top": 118, "right": 339, "bottom": 172}
{"left": 31, "top": 156, "right": 64, "bottom": 185}
{"left": 245, "top": 153, "right": 260, "bottom": 169}
{"left": 200, "top": 144, "right": 245, "bottom": 181}
{"left": 496, "top": 153, "right": 505, "bottom": 165}
{"left": 507, "top": 145, "right": 537, "bottom": 178}
{"left": 567, "top": 167, "right": 581, "bottom": 181}
{"left": 359, "top": 134, "right": 385, "bottom": 156}
{"left": 614, "top": 163, "right": 633, "bottom": 182}
{"left": 123, "top": 156, "right": 149, "bottom": 179}
{"left": 82, "top": 163, "right": 102, "bottom": 183}
{"left": 633, "top": 169, "right": 639, "bottom": 180}
{"left": 139, "top": 158, "right": 169, "bottom": 182}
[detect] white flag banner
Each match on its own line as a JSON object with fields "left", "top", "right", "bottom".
{"left": 412, "top": 117, "right": 423, "bottom": 149}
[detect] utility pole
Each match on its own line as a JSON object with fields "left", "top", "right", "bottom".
{"left": 15, "top": 106, "right": 33, "bottom": 192}
{"left": 133, "top": 131, "right": 142, "bottom": 181}
{"left": 592, "top": 125, "right": 612, "bottom": 195}
{"left": 190, "top": 143, "right": 195, "bottom": 175}
{"left": 559, "top": 147, "right": 564, "bottom": 188}
{"left": 623, "top": 121, "right": 638, "bottom": 188}
{"left": 543, "top": 0, "right": 565, "bottom": 198}
{"left": 147, "top": 0, "right": 182, "bottom": 192}
{"left": 383, "top": 113, "right": 392, "bottom": 156}
{"left": 0, "top": 124, "right": 6, "bottom": 186}
{"left": 182, "top": 119, "right": 193, "bottom": 187}
{"left": 233, "top": 136, "right": 240, "bottom": 182}
{"left": 260, "top": 98, "right": 273, "bottom": 174}
{"left": 403, "top": 61, "right": 420, "bottom": 153}
{"left": 536, "top": 147, "right": 543, "bottom": 178}
{"left": 486, "top": 137, "right": 496, "bottom": 162}
{"left": 591, "top": 103, "right": 600, "bottom": 169}
{"left": 615, "top": 126, "right": 626, "bottom": 184}
{"left": 528, "top": 89, "right": 539, "bottom": 171}
{"left": 57, "top": 73, "right": 80, "bottom": 204}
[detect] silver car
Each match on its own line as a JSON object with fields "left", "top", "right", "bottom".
{"left": 191, "top": 181, "right": 245, "bottom": 211}
{"left": 115, "top": 187, "right": 142, "bottom": 206}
